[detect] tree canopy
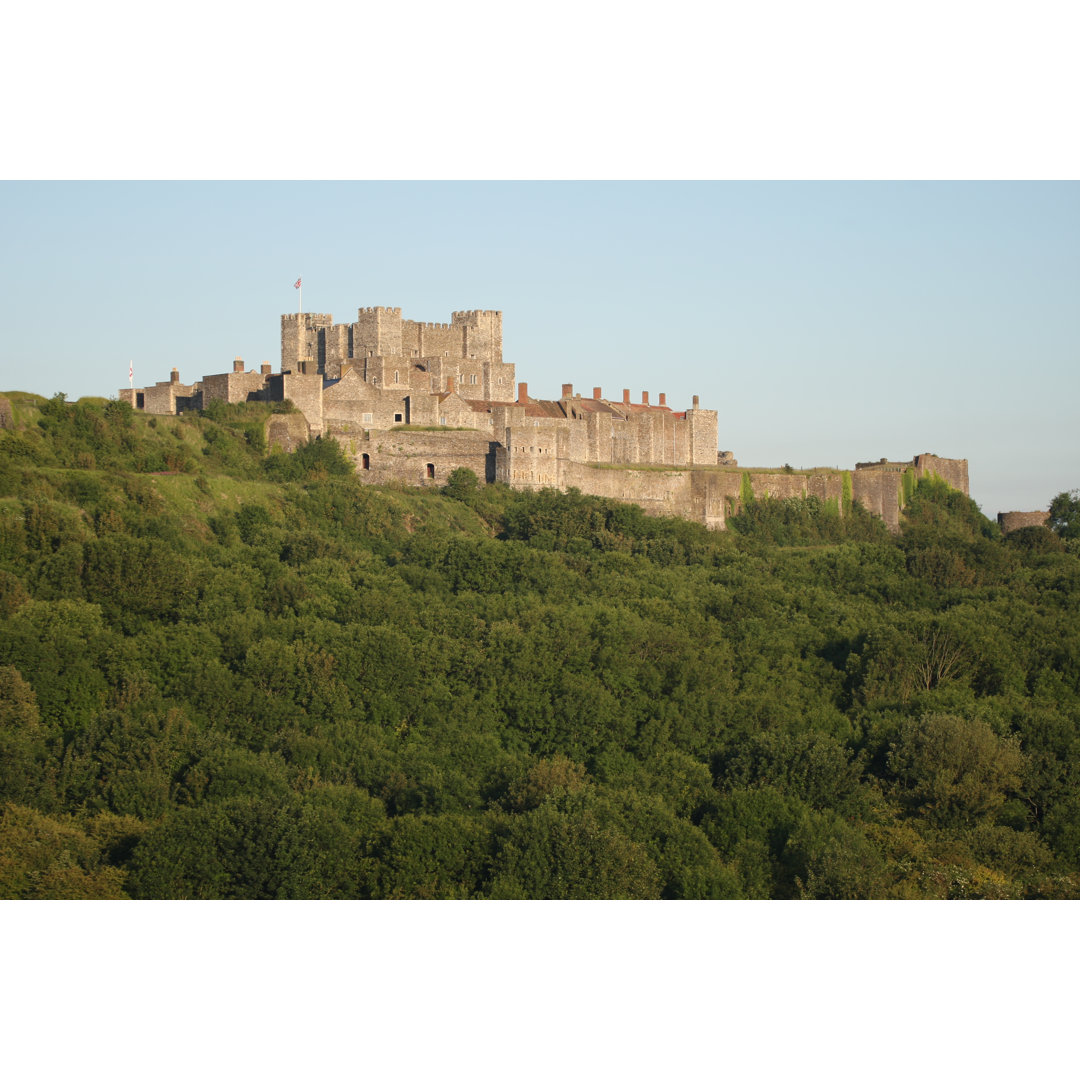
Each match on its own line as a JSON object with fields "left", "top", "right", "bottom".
{"left": 1, "top": 395, "right": 1078, "bottom": 898}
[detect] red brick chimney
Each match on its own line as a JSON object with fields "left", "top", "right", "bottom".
{"left": 233, "top": 357, "right": 244, "bottom": 373}
{"left": 261, "top": 363, "right": 272, "bottom": 375}
{"left": 446, "top": 376, "right": 455, "bottom": 393}
{"left": 518, "top": 381, "right": 529, "bottom": 403}
{"left": 561, "top": 383, "right": 573, "bottom": 399}
{"left": 622, "top": 389, "right": 630, "bottom": 404}
{"left": 641, "top": 391, "right": 649, "bottom": 405}
{"left": 170, "top": 368, "right": 179, "bottom": 384}
{"left": 593, "top": 386, "right": 602, "bottom": 400}
{"left": 659, "top": 393, "right": 667, "bottom": 406}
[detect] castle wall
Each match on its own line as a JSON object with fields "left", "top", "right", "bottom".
{"left": 998, "top": 510, "right": 1050, "bottom": 534}
{"left": 323, "top": 371, "right": 417, "bottom": 429}
{"left": 120, "top": 303, "right": 978, "bottom": 538}
{"left": 333, "top": 426, "right": 497, "bottom": 486}
{"left": 539, "top": 465, "right": 848, "bottom": 530}
{"left": 915, "top": 453, "right": 969, "bottom": 495}
{"left": 141, "top": 376, "right": 198, "bottom": 415}
{"left": 498, "top": 427, "right": 564, "bottom": 488}
{"left": 852, "top": 470, "right": 902, "bottom": 532}
{"left": 559, "top": 463, "right": 714, "bottom": 524}
{"left": 743, "top": 471, "right": 844, "bottom": 503}
{"left": 265, "top": 412, "right": 310, "bottom": 452}
{"left": 202, "top": 371, "right": 267, "bottom": 406}
{"left": 585, "top": 411, "right": 612, "bottom": 462}
{"left": 266, "top": 373, "right": 324, "bottom": 435}
{"left": 483, "top": 359, "right": 516, "bottom": 402}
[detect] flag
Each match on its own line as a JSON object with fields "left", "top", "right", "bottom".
{"left": 128, "top": 361, "right": 133, "bottom": 381}
{"left": 294, "top": 277, "right": 301, "bottom": 289}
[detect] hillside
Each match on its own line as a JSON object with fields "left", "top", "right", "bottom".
{"left": 1, "top": 393, "right": 1078, "bottom": 899}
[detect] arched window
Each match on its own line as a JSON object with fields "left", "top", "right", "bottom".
{"left": 361, "top": 453, "right": 370, "bottom": 470}
{"left": 426, "top": 463, "right": 435, "bottom": 479}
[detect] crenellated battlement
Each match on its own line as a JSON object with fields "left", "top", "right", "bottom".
{"left": 124, "top": 300, "right": 973, "bottom": 534}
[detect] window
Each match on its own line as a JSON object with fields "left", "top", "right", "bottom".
{"left": 470, "top": 374, "right": 477, "bottom": 384}
{"left": 440, "top": 416, "right": 447, "bottom": 425}
{"left": 394, "top": 412, "right": 403, "bottom": 423}
{"left": 361, "top": 453, "right": 370, "bottom": 470}
{"left": 394, "top": 371, "right": 399, "bottom": 383}
{"left": 426, "top": 463, "right": 435, "bottom": 479}
{"left": 362, "top": 412, "right": 372, "bottom": 424}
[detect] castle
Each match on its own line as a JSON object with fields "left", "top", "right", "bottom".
{"left": 119, "top": 304, "right": 969, "bottom": 531}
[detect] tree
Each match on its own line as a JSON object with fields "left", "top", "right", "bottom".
{"left": 886, "top": 713, "right": 1024, "bottom": 828}
{"left": 443, "top": 467, "right": 479, "bottom": 503}
{"left": 1048, "top": 490, "right": 1080, "bottom": 540}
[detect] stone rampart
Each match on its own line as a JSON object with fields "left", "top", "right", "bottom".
{"left": 550, "top": 465, "right": 846, "bottom": 531}
{"left": 265, "top": 412, "right": 310, "bottom": 453}
{"left": 998, "top": 510, "right": 1050, "bottom": 534}
{"left": 202, "top": 371, "right": 267, "bottom": 406}
{"left": 115, "top": 303, "right": 982, "bottom": 536}
{"left": 852, "top": 470, "right": 902, "bottom": 532}
{"left": 915, "top": 453, "right": 969, "bottom": 495}
{"left": 333, "top": 426, "right": 497, "bottom": 486}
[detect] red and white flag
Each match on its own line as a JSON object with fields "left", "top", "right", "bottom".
{"left": 128, "top": 361, "right": 133, "bottom": 382}
{"left": 294, "top": 277, "right": 302, "bottom": 289}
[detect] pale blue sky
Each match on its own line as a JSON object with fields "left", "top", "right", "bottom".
{"left": 2, "top": 181, "right": 1076, "bottom": 516}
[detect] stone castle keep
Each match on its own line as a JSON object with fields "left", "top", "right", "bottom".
{"left": 119, "top": 305, "right": 970, "bottom": 531}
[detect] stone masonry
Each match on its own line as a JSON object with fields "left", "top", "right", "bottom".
{"left": 997, "top": 510, "right": 1050, "bottom": 534}
{"left": 119, "top": 304, "right": 970, "bottom": 532}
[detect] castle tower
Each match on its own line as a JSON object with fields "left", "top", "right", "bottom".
{"left": 452, "top": 310, "right": 502, "bottom": 365}
{"left": 353, "top": 307, "right": 403, "bottom": 364}
{"left": 281, "top": 313, "right": 332, "bottom": 373}
{"left": 686, "top": 395, "right": 719, "bottom": 466}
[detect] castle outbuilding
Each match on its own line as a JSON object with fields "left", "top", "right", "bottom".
{"left": 119, "top": 304, "right": 969, "bottom": 531}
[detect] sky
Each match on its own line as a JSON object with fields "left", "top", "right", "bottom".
{"left": 4, "top": 3, "right": 1079, "bottom": 1072}
{"left": 1, "top": 180, "right": 1077, "bottom": 517}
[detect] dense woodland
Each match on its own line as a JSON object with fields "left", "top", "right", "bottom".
{"left": 1, "top": 392, "right": 1079, "bottom": 899}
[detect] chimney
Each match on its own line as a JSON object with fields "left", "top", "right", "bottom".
{"left": 518, "top": 381, "right": 529, "bottom": 403}
{"left": 446, "top": 376, "right": 455, "bottom": 393}
{"left": 561, "top": 383, "right": 573, "bottom": 399}
{"left": 261, "top": 363, "right": 272, "bottom": 375}
{"left": 659, "top": 393, "right": 667, "bottom": 406}
{"left": 622, "top": 389, "right": 630, "bottom": 405}
{"left": 170, "top": 368, "right": 179, "bottom": 384}
{"left": 593, "top": 386, "right": 602, "bottom": 400}
{"left": 641, "top": 391, "right": 649, "bottom": 405}
{"left": 692, "top": 395, "right": 700, "bottom": 408}
{"left": 233, "top": 357, "right": 244, "bottom": 373}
